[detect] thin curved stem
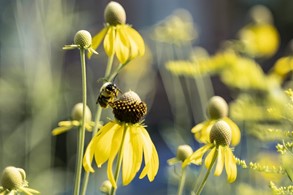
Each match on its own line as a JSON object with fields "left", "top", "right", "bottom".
{"left": 177, "top": 167, "right": 187, "bottom": 195}
{"left": 110, "top": 125, "right": 128, "bottom": 195}
{"left": 74, "top": 48, "right": 87, "bottom": 195}
{"left": 195, "top": 149, "right": 218, "bottom": 195}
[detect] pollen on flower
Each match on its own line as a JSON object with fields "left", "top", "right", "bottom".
{"left": 111, "top": 91, "right": 147, "bottom": 124}
{"left": 210, "top": 120, "right": 232, "bottom": 146}
{"left": 104, "top": 1, "right": 126, "bottom": 25}
{"left": 74, "top": 30, "right": 92, "bottom": 48}
{"left": 207, "top": 96, "right": 228, "bottom": 119}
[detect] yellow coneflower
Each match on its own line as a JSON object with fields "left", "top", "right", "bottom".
{"left": 183, "top": 120, "right": 238, "bottom": 194}
{"left": 83, "top": 91, "right": 159, "bottom": 191}
{"left": 192, "top": 96, "right": 241, "bottom": 146}
{"left": 88, "top": 1, "right": 145, "bottom": 64}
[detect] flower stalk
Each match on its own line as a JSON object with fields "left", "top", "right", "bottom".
{"left": 74, "top": 48, "right": 87, "bottom": 195}
{"left": 194, "top": 148, "right": 218, "bottom": 195}
{"left": 177, "top": 167, "right": 187, "bottom": 195}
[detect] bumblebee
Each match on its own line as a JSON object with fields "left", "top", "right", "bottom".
{"left": 97, "top": 82, "right": 121, "bottom": 108}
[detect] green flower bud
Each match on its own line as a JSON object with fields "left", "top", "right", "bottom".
{"left": 74, "top": 30, "right": 92, "bottom": 48}
{"left": 210, "top": 120, "right": 232, "bottom": 146}
{"left": 207, "top": 96, "right": 228, "bottom": 119}
{"left": 1, "top": 166, "right": 26, "bottom": 190}
{"left": 104, "top": 1, "right": 126, "bottom": 25}
{"left": 71, "top": 103, "right": 92, "bottom": 123}
{"left": 176, "top": 145, "right": 193, "bottom": 162}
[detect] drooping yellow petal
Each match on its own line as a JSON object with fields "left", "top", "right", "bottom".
{"left": 122, "top": 126, "right": 143, "bottom": 185}
{"left": 182, "top": 143, "right": 213, "bottom": 167}
{"left": 94, "top": 122, "right": 120, "bottom": 167}
{"left": 224, "top": 117, "right": 241, "bottom": 146}
{"left": 115, "top": 26, "right": 130, "bottom": 64}
{"left": 225, "top": 147, "right": 237, "bottom": 183}
{"left": 83, "top": 135, "right": 98, "bottom": 172}
{"left": 192, "top": 120, "right": 215, "bottom": 144}
{"left": 148, "top": 144, "right": 159, "bottom": 181}
{"left": 125, "top": 26, "right": 144, "bottom": 60}
{"left": 127, "top": 32, "right": 139, "bottom": 61}
{"left": 107, "top": 124, "right": 124, "bottom": 188}
{"left": 205, "top": 147, "right": 217, "bottom": 169}
{"left": 128, "top": 27, "right": 145, "bottom": 56}
{"left": 51, "top": 126, "right": 73, "bottom": 136}
{"left": 214, "top": 146, "right": 225, "bottom": 176}
{"left": 88, "top": 27, "right": 108, "bottom": 58}
{"left": 122, "top": 127, "right": 134, "bottom": 185}
{"left": 130, "top": 126, "right": 143, "bottom": 173}
{"left": 104, "top": 26, "right": 116, "bottom": 57}
{"left": 138, "top": 126, "right": 159, "bottom": 181}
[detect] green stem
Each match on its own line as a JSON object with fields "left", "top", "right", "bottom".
{"left": 74, "top": 48, "right": 87, "bottom": 195}
{"left": 110, "top": 125, "right": 128, "bottom": 195}
{"left": 80, "top": 105, "right": 102, "bottom": 195}
{"left": 108, "top": 60, "right": 130, "bottom": 82}
{"left": 177, "top": 167, "right": 187, "bottom": 195}
{"left": 80, "top": 54, "right": 115, "bottom": 195}
{"left": 105, "top": 54, "right": 115, "bottom": 79}
{"left": 195, "top": 148, "right": 218, "bottom": 195}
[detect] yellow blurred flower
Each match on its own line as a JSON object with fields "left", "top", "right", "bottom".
{"left": 183, "top": 120, "right": 238, "bottom": 183}
{"left": 83, "top": 91, "right": 159, "bottom": 188}
{"left": 152, "top": 9, "right": 198, "bottom": 45}
{"left": 269, "top": 56, "right": 293, "bottom": 83}
{"left": 192, "top": 96, "right": 241, "bottom": 146}
{"left": 88, "top": 1, "right": 145, "bottom": 64}
{"left": 238, "top": 5, "right": 279, "bottom": 58}
{"left": 217, "top": 53, "right": 268, "bottom": 90}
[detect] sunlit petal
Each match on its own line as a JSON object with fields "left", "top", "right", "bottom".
{"left": 83, "top": 135, "right": 98, "bottom": 172}
{"left": 148, "top": 144, "right": 159, "bottom": 181}
{"left": 193, "top": 120, "right": 215, "bottom": 144}
{"left": 104, "top": 27, "right": 116, "bottom": 57}
{"left": 123, "top": 126, "right": 143, "bottom": 184}
{"left": 107, "top": 124, "right": 124, "bottom": 188}
{"left": 224, "top": 117, "right": 241, "bottom": 146}
{"left": 51, "top": 126, "right": 72, "bottom": 136}
{"left": 116, "top": 26, "right": 130, "bottom": 63}
{"left": 205, "top": 147, "right": 217, "bottom": 169}
{"left": 125, "top": 26, "right": 145, "bottom": 56}
{"left": 225, "top": 147, "right": 237, "bottom": 183}
{"left": 138, "top": 126, "right": 159, "bottom": 181}
{"left": 183, "top": 143, "right": 213, "bottom": 167}
{"left": 94, "top": 122, "right": 120, "bottom": 167}
{"left": 122, "top": 127, "right": 134, "bottom": 185}
{"left": 88, "top": 27, "right": 108, "bottom": 58}
{"left": 214, "top": 146, "right": 225, "bottom": 176}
